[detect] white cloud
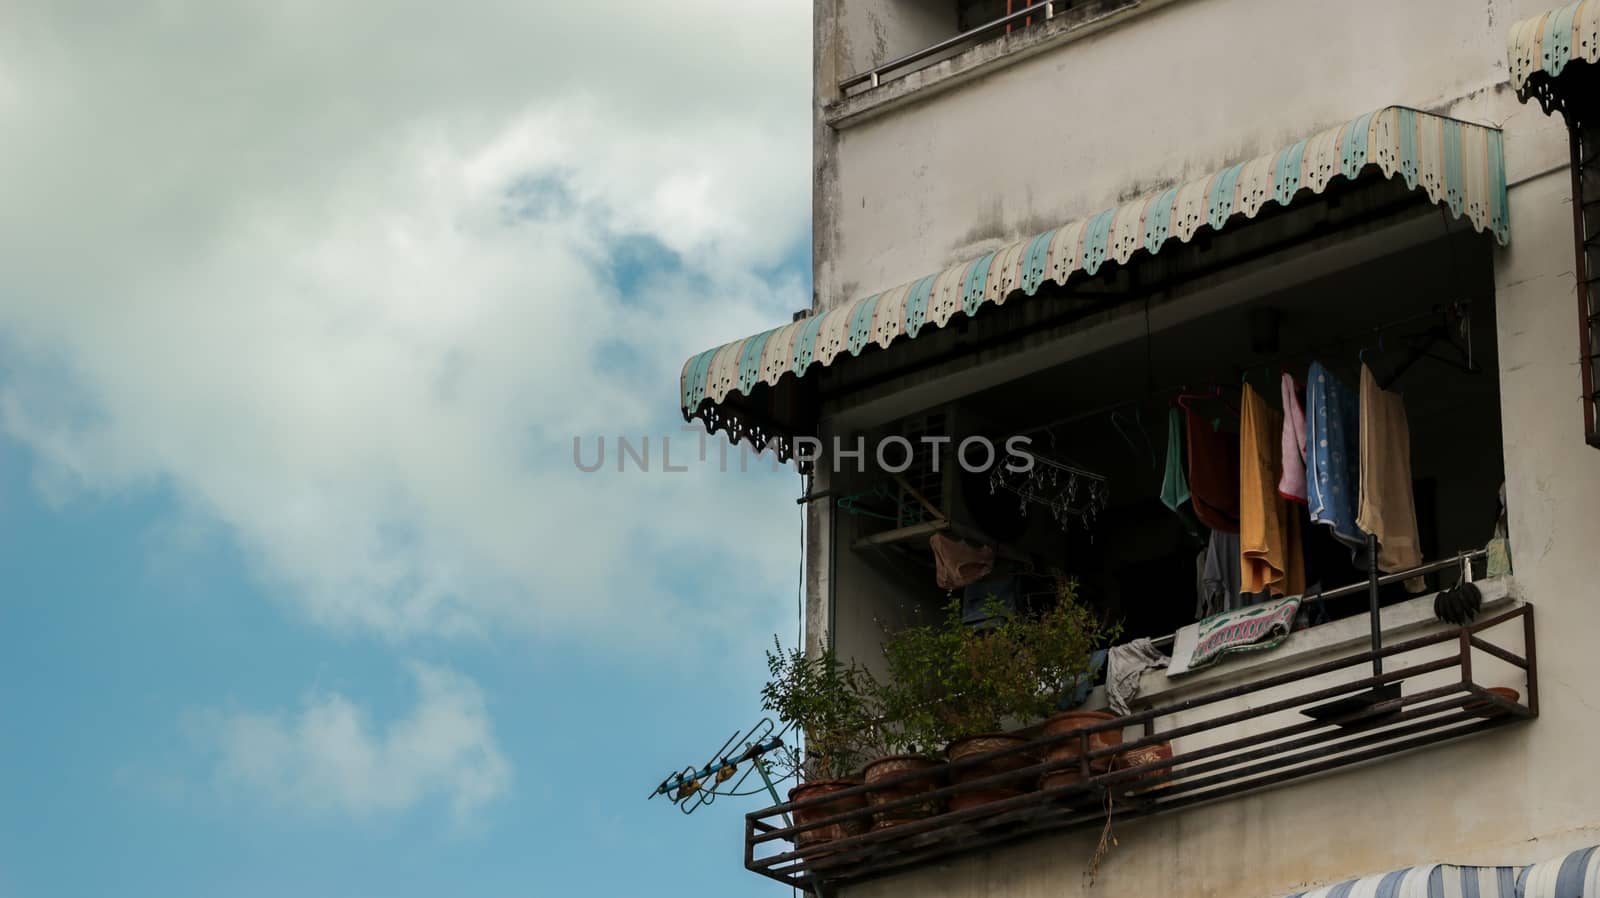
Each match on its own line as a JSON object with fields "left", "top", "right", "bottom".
{"left": 194, "top": 663, "right": 512, "bottom": 822}
{"left": 0, "top": 2, "right": 811, "bottom": 646}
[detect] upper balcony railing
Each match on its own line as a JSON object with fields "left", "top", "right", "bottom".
{"left": 743, "top": 600, "right": 1537, "bottom": 892}
{"left": 839, "top": 0, "right": 1136, "bottom": 95}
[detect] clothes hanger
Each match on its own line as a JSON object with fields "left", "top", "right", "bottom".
{"left": 1358, "top": 332, "right": 1385, "bottom": 368}
{"left": 1133, "top": 407, "right": 1157, "bottom": 466}
{"left": 1240, "top": 364, "right": 1274, "bottom": 391}
{"left": 1110, "top": 407, "right": 1156, "bottom": 469}
{"left": 1175, "top": 385, "right": 1238, "bottom": 429}
{"left": 1110, "top": 408, "right": 1136, "bottom": 451}
{"left": 1213, "top": 383, "right": 1240, "bottom": 417}
{"left": 1378, "top": 303, "right": 1480, "bottom": 389}
{"left": 1175, "top": 385, "right": 1221, "bottom": 412}
{"left": 836, "top": 484, "right": 917, "bottom": 523}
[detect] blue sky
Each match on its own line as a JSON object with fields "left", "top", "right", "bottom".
{"left": 0, "top": 2, "right": 813, "bottom": 895}
{"left": 0, "top": 437, "right": 803, "bottom": 897}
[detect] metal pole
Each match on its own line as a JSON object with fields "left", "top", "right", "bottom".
{"left": 1367, "top": 533, "right": 1383, "bottom": 676}
{"left": 753, "top": 761, "right": 793, "bottom": 830}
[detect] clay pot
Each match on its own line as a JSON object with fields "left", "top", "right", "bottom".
{"left": 1039, "top": 767, "right": 1088, "bottom": 793}
{"left": 1040, "top": 710, "right": 1124, "bottom": 783}
{"left": 1116, "top": 740, "right": 1175, "bottom": 788}
{"left": 862, "top": 755, "right": 945, "bottom": 829}
{"left": 949, "top": 789, "right": 1022, "bottom": 812}
{"left": 788, "top": 780, "right": 869, "bottom": 847}
{"left": 1466, "top": 686, "right": 1521, "bottom": 718}
{"left": 946, "top": 733, "right": 1039, "bottom": 807}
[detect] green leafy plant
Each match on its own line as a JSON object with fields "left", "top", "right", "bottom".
{"left": 876, "top": 578, "right": 1120, "bottom": 751}
{"left": 1031, "top": 576, "right": 1122, "bottom": 712}
{"left": 761, "top": 638, "right": 877, "bottom": 781}
{"left": 877, "top": 595, "right": 1037, "bottom": 747}
{"left": 873, "top": 602, "right": 961, "bottom": 755}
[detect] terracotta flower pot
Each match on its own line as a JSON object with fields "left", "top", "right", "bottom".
{"left": 1116, "top": 740, "right": 1175, "bottom": 788}
{"left": 1040, "top": 710, "right": 1123, "bottom": 779}
{"left": 948, "top": 789, "right": 1024, "bottom": 813}
{"left": 946, "top": 733, "right": 1039, "bottom": 807}
{"left": 1466, "top": 686, "right": 1521, "bottom": 718}
{"left": 788, "top": 780, "right": 869, "bottom": 847}
{"left": 1039, "top": 767, "right": 1088, "bottom": 792}
{"left": 862, "top": 755, "right": 945, "bottom": 829}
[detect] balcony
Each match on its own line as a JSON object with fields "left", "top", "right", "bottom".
{"left": 743, "top": 603, "right": 1536, "bottom": 891}
{"left": 828, "top": 0, "right": 1142, "bottom": 126}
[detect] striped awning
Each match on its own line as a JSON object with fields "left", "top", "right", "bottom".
{"left": 1276, "top": 846, "right": 1600, "bottom": 898}
{"left": 1521, "top": 846, "right": 1600, "bottom": 898}
{"left": 1281, "top": 864, "right": 1521, "bottom": 898}
{"left": 1508, "top": 1, "right": 1600, "bottom": 103}
{"left": 681, "top": 105, "right": 1509, "bottom": 457}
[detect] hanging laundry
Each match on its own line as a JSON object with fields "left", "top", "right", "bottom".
{"left": 930, "top": 532, "right": 995, "bottom": 590}
{"left": 1198, "top": 530, "right": 1234, "bottom": 620}
{"left": 1299, "top": 502, "right": 1358, "bottom": 601}
{"left": 1304, "top": 361, "right": 1369, "bottom": 559}
{"left": 1159, "top": 407, "right": 1191, "bottom": 513}
{"left": 1060, "top": 649, "right": 1109, "bottom": 710}
{"left": 1486, "top": 481, "right": 1512, "bottom": 578}
{"left": 1239, "top": 383, "right": 1306, "bottom": 597}
{"left": 1197, "top": 529, "right": 1268, "bottom": 620}
{"left": 962, "top": 574, "right": 1020, "bottom": 626}
{"left": 1278, "top": 371, "right": 1308, "bottom": 503}
{"left": 1355, "top": 364, "right": 1424, "bottom": 576}
{"left": 1105, "top": 638, "right": 1170, "bottom": 716}
{"left": 1185, "top": 409, "right": 1240, "bottom": 533}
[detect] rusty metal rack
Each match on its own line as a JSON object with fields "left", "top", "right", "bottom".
{"left": 745, "top": 604, "right": 1537, "bottom": 892}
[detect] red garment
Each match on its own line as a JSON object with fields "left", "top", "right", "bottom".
{"left": 1186, "top": 409, "right": 1240, "bottom": 534}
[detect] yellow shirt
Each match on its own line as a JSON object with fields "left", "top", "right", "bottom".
{"left": 1240, "top": 383, "right": 1306, "bottom": 597}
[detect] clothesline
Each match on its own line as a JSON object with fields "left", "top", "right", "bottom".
{"left": 1017, "top": 305, "right": 1461, "bottom": 440}
{"left": 1149, "top": 549, "right": 1486, "bottom": 650}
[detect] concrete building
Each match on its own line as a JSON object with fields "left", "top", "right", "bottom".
{"left": 680, "top": 1, "right": 1600, "bottom": 896}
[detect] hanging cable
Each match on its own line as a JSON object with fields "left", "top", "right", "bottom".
{"left": 1143, "top": 294, "right": 1156, "bottom": 392}
{"left": 798, "top": 473, "right": 807, "bottom": 653}
{"left": 796, "top": 473, "right": 810, "bottom": 898}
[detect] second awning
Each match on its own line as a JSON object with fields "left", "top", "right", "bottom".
{"left": 1508, "top": 1, "right": 1600, "bottom": 104}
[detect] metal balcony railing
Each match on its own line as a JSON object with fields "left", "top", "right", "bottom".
{"left": 838, "top": 0, "right": 1137, "bottom": 94}
{"left": 744, "top": 604, "right": 1537, "bottom": 891}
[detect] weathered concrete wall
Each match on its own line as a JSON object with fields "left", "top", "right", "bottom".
{"left": 837, "top": 0, "right": 957, "bottom": 79}
{"left": 815, "top": 0, "right": 1553, "bottom": 309}
{"left": 804, "top": 0, "right": 1600, "bottom": 894}
{"left": 1485, "top": 159, "right": 1600, "bottom": 851}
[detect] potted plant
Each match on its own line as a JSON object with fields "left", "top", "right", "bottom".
{"left": 861, "top": 648, "right": 949, "bottom": 830}
{"left": 761, "top": 639, "right": 875, "bottom": 847}
{"left": 880, "top": 595, "right": 1047, "bottom": 811}
{"left": 1028, "top": 576, "right": 1124, "bottom": 792}
{"left": 859, "top": 731, "right": 946, "bottom": 829}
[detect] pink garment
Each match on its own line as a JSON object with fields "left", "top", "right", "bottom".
{"left": 1278, "top": 372, "right": 1308, "bottom": 503}
{"left": 930, "top": 533, "right": 994, "bottom": 590}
